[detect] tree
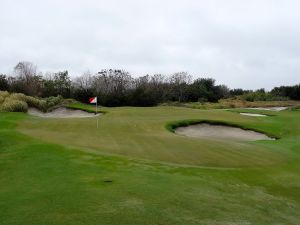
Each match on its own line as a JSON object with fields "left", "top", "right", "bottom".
{"left": 72, "top": 71, "right": 94, "bottom": 102}
{"left": 169, "top": 72, "right": 192, "bottom": 102}
{"left": 0, "top": 74, "right": 9, "bottom": 91}
{"left": 187, "top": 78, "right": 217, "bottom": 102}
{"left": 13, "top": 61, "right": 42, "bottom": 96}
{"left": 53, "top": 71, "right": 71, "bottom": 98}
{"left": 94, "top": 69, "right": 134, "bottom": 106}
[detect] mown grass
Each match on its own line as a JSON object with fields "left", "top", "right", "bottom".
{"left": 18, "top": 105, "right": 288, "bottom": 167}
{"left": 1, "top": 105, "right": 300, "bottom": 224}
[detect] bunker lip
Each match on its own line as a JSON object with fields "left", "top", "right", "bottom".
{"left": 175, "top": 123, "right": 275, "bottom": 141}
{"left": 27, "top": 107, "right": 101, "bottom": 118}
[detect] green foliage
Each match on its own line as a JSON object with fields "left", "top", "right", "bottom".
{"left": 1, "top": 99, "right": 28, "bottom": 112}
{"left": 0, "top": 75, "right": 9, "bottom": 91}
{"left": 0, "top": 91, "right": 63, "bottom": 112}
{"left": 240, "top": 89, "right": 289, "bottom": 102}
{"left": 45, "top": 95, "right": 63, "bottom": 109}
{"left": 271, "top": 84, "right": 300, "bottom": 100}
{"left": 0, "top": 90, "right": 10, "bottom": 98}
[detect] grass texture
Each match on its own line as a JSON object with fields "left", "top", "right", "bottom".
{"left": 0, "top": 105, "right": 300, "bottom": 224}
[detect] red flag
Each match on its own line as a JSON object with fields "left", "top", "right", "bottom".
{"left": 89, "top": 97, "right": 97, "bottom": 104}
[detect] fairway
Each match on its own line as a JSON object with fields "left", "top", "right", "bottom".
{"left": 18, "top": 106, "right": 288, "bottom": 167}
{"left": 1, "top": 106, "right": 300, "bottom": 224}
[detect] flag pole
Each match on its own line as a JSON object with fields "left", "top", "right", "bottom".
{"left": 96, "top": 97, "right": 98, "bottom": 129}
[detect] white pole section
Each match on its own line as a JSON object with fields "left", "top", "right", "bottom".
{"left": 96, "top": 97, "right": 98, "bottom": 128}
{"left": 96, "top": 97, "right": 97, "bottom": 114}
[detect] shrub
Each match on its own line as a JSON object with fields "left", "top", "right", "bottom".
{"left": 0, "top": 92, "right": 64, "bottom": 113}
{"left": 0, "top": 96, "right": 4, "bottom": 104}
{"left": 46, "top": 95, "right": 63, "bottom": 109}
{"left": 1, "top": 100, "right": 28, "bottom": 112}
{"left": 9, "top": 93, "right": 27, "bottom": 101}
{"left": 25, "top": 96, "right": 47, "bottom": 112}
{"left": 0, "top": 91, "right": 9, "bottom": 98}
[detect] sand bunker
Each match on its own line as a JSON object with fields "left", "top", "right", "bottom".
{"left": 175, "top": 123, "right": 274, "bottom": 141}
{"left": 247, "top": 107, "right": 288, "bottom": 111}
{"left": 28, "top": 107, "right": 100, "bottom": 118}
{"left": 240, "top": 113, "right": 267, "bottom": 117}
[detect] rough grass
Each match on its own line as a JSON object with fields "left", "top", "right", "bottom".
{"left": 0, "top": 91, "right": 63, "bottom": 112}
{"left": 67, "top": 102, "right": 107, "bottom": 114}
{"left": 1, "top": 106, "right": 300, "bottom": 224}
{"left": 162, "top": 99, "right": 300, "bottom": 109}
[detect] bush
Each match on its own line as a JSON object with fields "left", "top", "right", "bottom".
{"left": 0, "top": 91, "right": 9, "bottom": 98}
{"left": 1, "top": 100, "right": 28, "bottom": 112}
{"left": 0, "top": 96, "right": 4, "bottom": 104}
{"left": 9, "top": 93, "right": 27, "bottom": 101}
{"left": 46, "top": 95, "right": 63, "bottom": 109}
{"left": 25, "top": 96, "right": 47, "bottom": 112}
{"left": 0, "top": 92, "right": 64, "bottom": 113}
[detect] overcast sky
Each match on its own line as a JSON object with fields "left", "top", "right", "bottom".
{"left": 1, "top": 0, "right": 300, "bottom": 89}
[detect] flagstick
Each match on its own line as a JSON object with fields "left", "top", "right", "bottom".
{"left": 96, "top": 99, "right": 99, "bottom": 129}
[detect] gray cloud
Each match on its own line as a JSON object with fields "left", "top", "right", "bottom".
{"left": 1, "top": 0, "right": 300, "bottom": 89}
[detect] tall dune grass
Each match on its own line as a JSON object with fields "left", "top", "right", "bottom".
{"left": 0, "top": 91, "right": 63, "bottom": 112}
{"left": 1, "top": 99, "right": 28, "bottom": 112}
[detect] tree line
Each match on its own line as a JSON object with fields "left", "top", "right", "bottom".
{"left": 0, "top": 61, "right": 299, "bottom": 106}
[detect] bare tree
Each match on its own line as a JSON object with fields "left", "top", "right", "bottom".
{"left": 95, "top": 69, "right": 134, "bottom": 95}
{"left": 13, "top": 61, "right": 42, "bottom": 96}
{"left": 14, "top": 61, "right": 37, "bottom": 80}
{"left": 169, "top": 72, "right": 192, "bottom": 102}
{"left": 73, "top": 70, "right": 93, "bottom": 91}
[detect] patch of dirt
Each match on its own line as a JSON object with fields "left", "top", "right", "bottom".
{"left": 175, "top": 123, "right": 274, "bottom": 141}
{"left": 240, "top": 113, "right": 267, "bottom": 117}
{"left": 28, "top": 107, "right": 101, "bottom": 118}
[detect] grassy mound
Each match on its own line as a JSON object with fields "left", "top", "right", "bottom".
{"left": 0, "top": 91, "right": 63, "bottom": 112}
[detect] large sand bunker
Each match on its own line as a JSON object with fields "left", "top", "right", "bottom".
{"left": 175, "top": 123, "right": 274, "bottom": 141}
{"left": 28, "top": 107, "right": 100, "bottom": 118}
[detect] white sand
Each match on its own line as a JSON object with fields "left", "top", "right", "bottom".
{"left": 240, "top": 113, "right": 267, "bottom": 117}
{"left": 175, "top": 123, "right": 274, "bottom": 141}
{"left": 28, "top": 107, "right": 101, "bottom": 118}
{"left": 247, "top": 107, "right": 288, "bottom": 111}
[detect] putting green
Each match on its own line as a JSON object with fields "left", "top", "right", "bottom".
{"left": 17, "top": 106, "right": 294, "bottom": 167}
